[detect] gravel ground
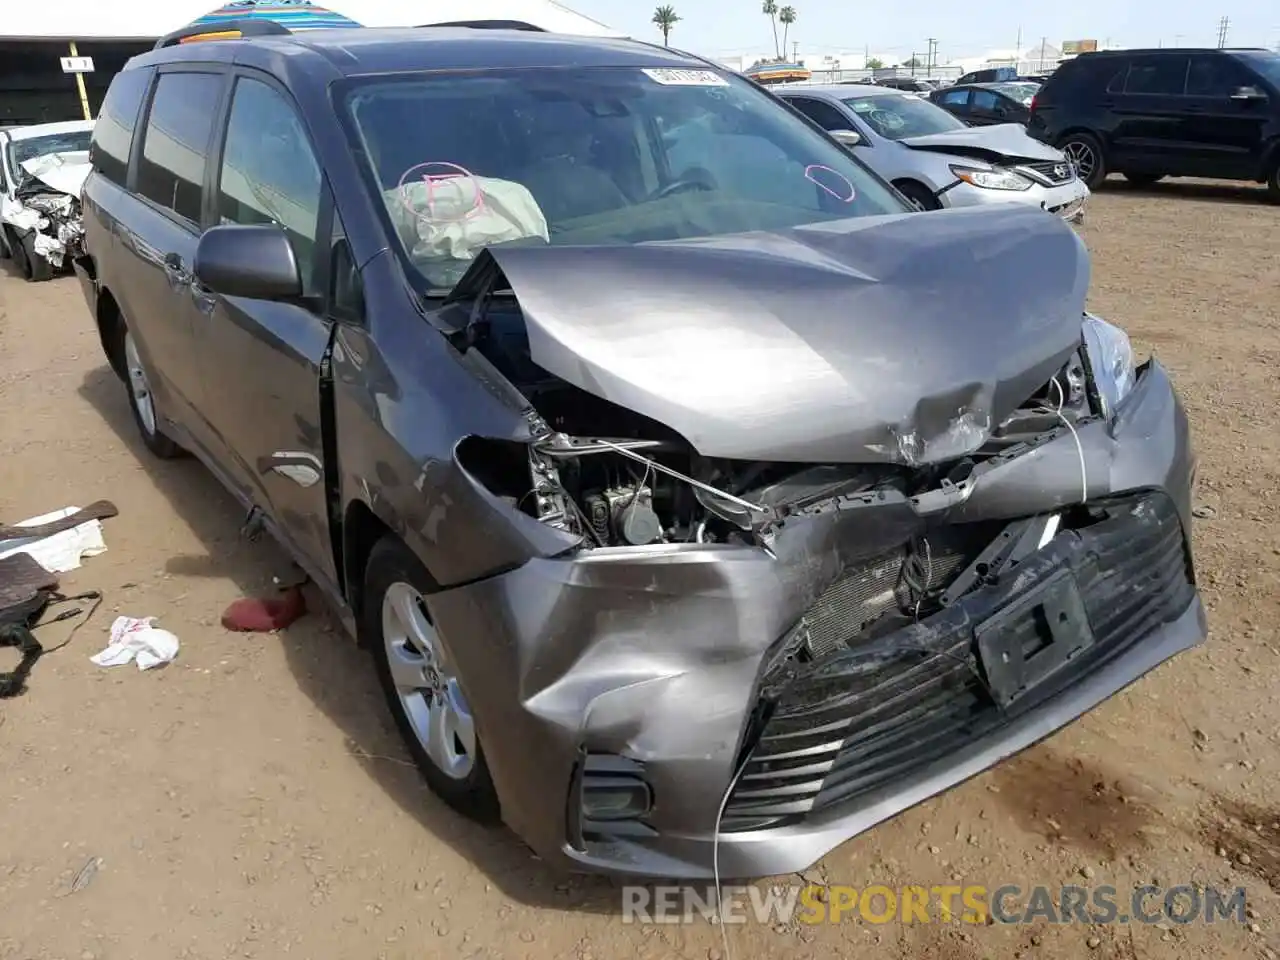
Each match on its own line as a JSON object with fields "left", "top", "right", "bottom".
{"left": 1, "top": 178, "right": 1278, "bottom": 960}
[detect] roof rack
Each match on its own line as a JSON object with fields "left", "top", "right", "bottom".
{"left": 154, "top": 17, "right": 293, "bottom": 50}
{"left": 417, "top": 20, "right": 547, "bottom": 31}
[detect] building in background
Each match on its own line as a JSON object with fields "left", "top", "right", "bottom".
{"left": 0, "top": 0, "right": 618, "bottom": 125}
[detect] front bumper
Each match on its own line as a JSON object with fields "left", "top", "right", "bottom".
{"left": 942, "top": 177, "right": 1090, "bottom": 223}
{"left": 426, "top": 359, "right": 1202, "bottom": 879}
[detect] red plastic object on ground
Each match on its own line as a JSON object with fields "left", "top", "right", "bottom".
{"left": 221, "top": 585, "right": 307, "bottom": 632}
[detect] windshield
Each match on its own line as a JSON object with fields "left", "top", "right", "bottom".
{"left": 1236, "top": 52, "right": 1280, "bottom": 88}
{"left": 12, "top": 130, "right": 91, "bottom": 167}
{"left": 840, "top": 92, "right": 967, "bottom": 140}
{"left": 991, "top": 82, "right": 1039, "bottom": 105}
{"left": 341, "top": 66, "right": 906, "bottom": 291}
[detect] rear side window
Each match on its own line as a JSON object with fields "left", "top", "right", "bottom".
{"left": 137, "top": 71, "right": 224, "bottom": 225}
{"left": 1122, "top": 56, "right": 1190, "bottom": 95}
{"left": 939, "top": 88, "right": 969, "bottom": 106}
{"left": 91, "top": 67, "right": 153, "bottom": 186}
{"left": 1047, "top": 58, "right": 1127, "bottom": 97}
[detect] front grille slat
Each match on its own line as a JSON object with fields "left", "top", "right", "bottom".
{"left": 721, "top": 493, "right": 1194, "bottom": 831}
{"left": 1019, "top": 159, "right": 1076, "bottom": 185}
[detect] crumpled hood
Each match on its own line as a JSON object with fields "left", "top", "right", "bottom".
{"left": 899, "top": 123, "right": 1064, "bottom": 163}
{"left": 476, "top": 203, "right": 1090, "bottom": 465}
{"left": 19, "top": 151, "right": 92, "bottom": 198}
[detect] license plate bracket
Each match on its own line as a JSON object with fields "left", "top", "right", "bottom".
{"left": 974, "top": 568, "right": 1094, "bottom": 708}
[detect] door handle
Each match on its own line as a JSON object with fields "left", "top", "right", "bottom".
{"left": 190, "top": 281, "right": 217, "bottom": 317}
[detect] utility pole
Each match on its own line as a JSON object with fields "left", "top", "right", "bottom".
{"left": 925, "top": 37, "right": 938, "bottom": 74}
{"left": 1216, "top": 16, "right": 1230, "bottom": 48}
{"left": 1015, "top": 26, "right": 1022, "bottom": 62}
{"left": 910, "top": 51, "right": 917, "bottom": 76}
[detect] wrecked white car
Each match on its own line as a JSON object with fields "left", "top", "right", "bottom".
{"left": 0, "top": 120, "right": 93, "bottom": 282}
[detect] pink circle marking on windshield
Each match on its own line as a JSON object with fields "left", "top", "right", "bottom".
{"left": 804, "top": 164, "right": 856, "bottom": 203}
{"left": 396, "top": 162, "right": 487, "bottom": 224}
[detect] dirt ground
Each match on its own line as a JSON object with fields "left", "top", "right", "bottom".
{"left": 2, "top": 178, "right": 1279, "bottom": 960}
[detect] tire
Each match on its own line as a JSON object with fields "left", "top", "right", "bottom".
{"left": 895, "top": 180, "right": 942, "bottom": 211}
{"left": 1268, "top": 161, "right": 1280, "bottom": 203}
{"left": 0, "top": 227, "right": 11, "bottom": 260}
{"left": 117, "top": 320, "right": 184, "bottom": 459}
{"left": 19, "top": 232, "right": 54, "bottom": 282}
{"left": 1059, "top": 131, "right": 1107, "bottom": 189}
{"left": 1122, "top": 172, "right": 1164, "bottom": 187}
{"left": 364, "top": 535, "right": 500, "bottom": 821}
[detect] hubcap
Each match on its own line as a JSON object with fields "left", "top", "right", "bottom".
{"left": 123, "top": 331, "right": 157, "bottom": 435}
{"left": 1063, "top": 141, "right": 1096, "bottom": 181}
{"left": 381, "top": 582, "right": 476, "bottom": 780}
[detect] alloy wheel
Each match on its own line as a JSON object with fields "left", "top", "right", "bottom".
{"left": 123, "top": 331, "right": 157, "bottom": 436}
{"left": 1062, "top": 141, "right": 1096, "bottom": 182}
{"left": 380, "top": 581, "right": 476, "bottom": 780}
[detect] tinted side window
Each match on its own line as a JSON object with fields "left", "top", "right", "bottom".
{"left": 972, "top": 90, "right": 1000, "bottom": 111}
{"left": 91, "top": 67, "right": 153, "bottom": 187}
{"left": 137, "top": 71, "right": 224, "bottom": 224}
{"left": 1187, "top": 55, "right": 1251, "bottom": 96}
{"left": 1123, "top": 56, "right": 1189, "bottom": 95}
{"left": 786, "top": 97, "right": 854, "bottom": 132}
{"left": 939, "top": 88, "right": 969, "bottom": 106}
{"left": 217, "top": 77, "right": 323, "bottom": 292}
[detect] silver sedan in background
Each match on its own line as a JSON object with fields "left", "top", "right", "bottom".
{"left": 776, "top": 84, "right": 1089, "bottom": 221}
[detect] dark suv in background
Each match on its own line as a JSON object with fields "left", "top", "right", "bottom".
{"left": 1028, "top": 48, "right": 1280, "bottom": 196}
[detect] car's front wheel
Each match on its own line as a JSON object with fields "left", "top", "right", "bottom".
{"left": 1059, "top": 131, "right": 1107, "bottom": 189}
{"left": 365, "top": 536, "right": 500, "bottom": 821}
{"left": 19, "top": 232, "right": 54, "bottom": 282}
{"left": 119, "top": 323, "right": 183, "bottom": 459}
{"left": 894, "top": 180, "right": 941, "bottom": 211}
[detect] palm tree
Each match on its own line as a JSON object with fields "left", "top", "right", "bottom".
{"left": 761, "top": 0, "right": 780, "bottom": 59}
{"left": 778, "top": 6, "right": 796, "bottom": 59}
{"left": 652, "top": 5, "right": 681, "bottom": 46}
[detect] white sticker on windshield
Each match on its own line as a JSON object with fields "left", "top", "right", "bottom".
{"left": 850, "top": 100, "right": 876, "bottom": 113}
{"left": 642, "top": 68, "right": 729, "bottom": 86}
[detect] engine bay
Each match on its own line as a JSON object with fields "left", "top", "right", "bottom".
{"left": 451, "top": 286, "right": 1101, "bottom": 554}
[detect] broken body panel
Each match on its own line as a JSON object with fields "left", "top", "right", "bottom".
{"left": 320, "top": 204, "right": 1202, "bottom": 878}
{"left": 1, "top": 152, "right": 91, "bottom": 270}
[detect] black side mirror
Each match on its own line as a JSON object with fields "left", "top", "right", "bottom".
{"left": 1230, "top": 85, "right": 1267, "bottom": 101}
{"left": 194, "top": 224, "right": 302, "bottom": 301}
{"left": 994, "top": 105, "right": 1009, "bottom": 118}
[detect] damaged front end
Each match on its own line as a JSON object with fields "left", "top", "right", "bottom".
{"left": 1, "top": 154, "right": 90, "bottom": 271}
{"left": 420, "top": 205, "right": 1204, "bottom": 878}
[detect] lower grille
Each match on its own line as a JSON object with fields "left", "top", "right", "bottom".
{"left": 723, "top": 493, "right": 1194, "bottom": 831}
{"left": 799, "top": 527, "right": 990, "bottom": 660}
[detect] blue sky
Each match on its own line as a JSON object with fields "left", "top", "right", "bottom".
{"left": 572, "top": 0, "right": 1279, "bottom": 62}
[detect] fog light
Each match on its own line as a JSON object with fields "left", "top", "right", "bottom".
{"left": 582, "top": 778, "right": 652, "bottom": 821}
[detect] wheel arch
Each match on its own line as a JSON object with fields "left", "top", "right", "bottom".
{"left": 94, "top": 282, "right": 128, "bottom": 382}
